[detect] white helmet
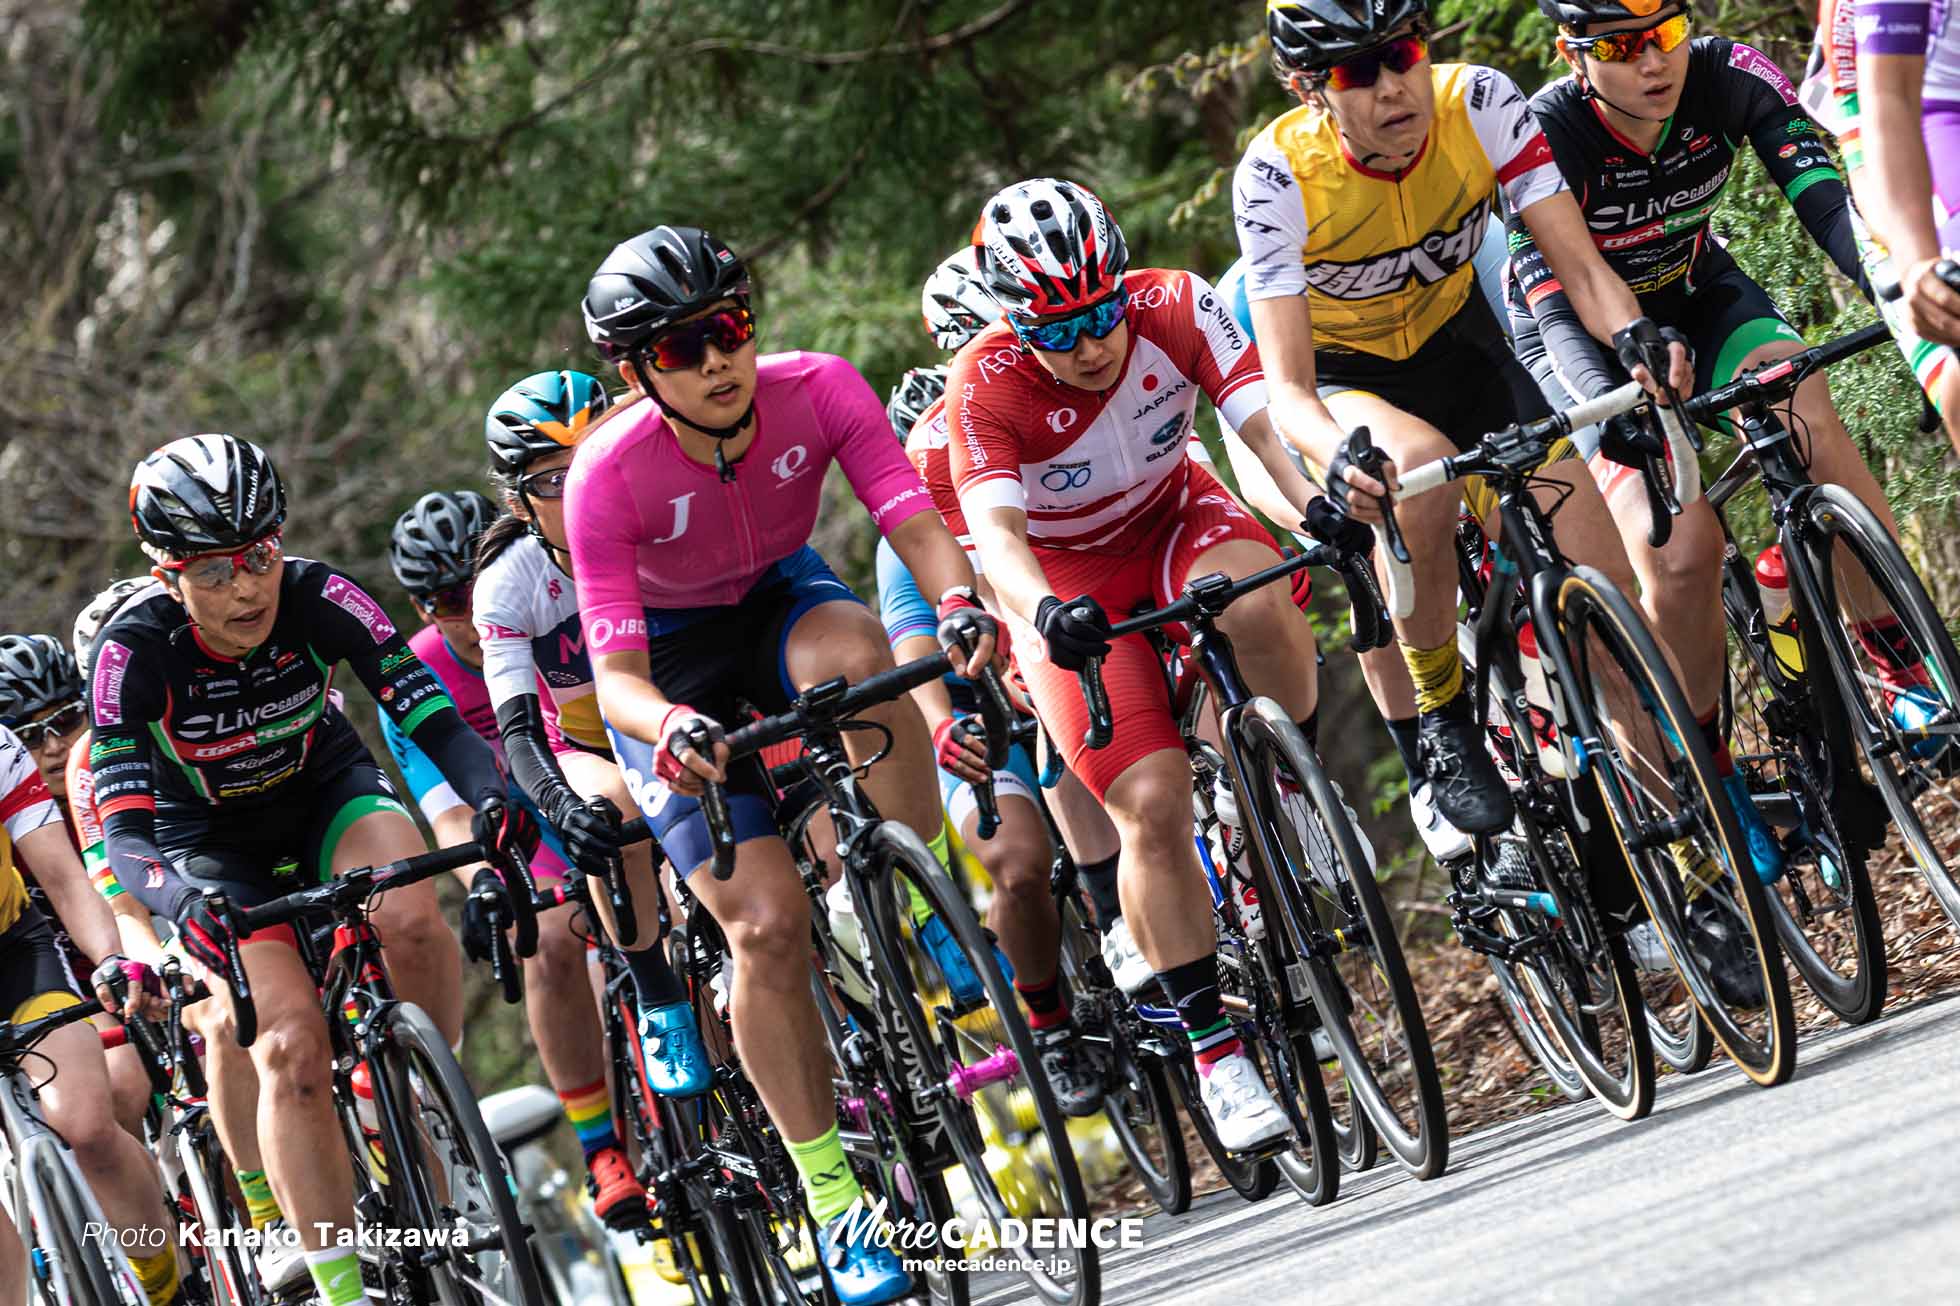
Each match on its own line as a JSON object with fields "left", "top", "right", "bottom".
{"left": 73, "top": 577, "right": 159, "bottom": 682}
{"left": 973, "top": 178, "right": 1129, "bottom": 323}
{"left": 921, "top": 247, "right": 1005, "bottom": 352}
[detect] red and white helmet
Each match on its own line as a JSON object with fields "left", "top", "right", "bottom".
{"left": 973, "top": 179, "right": 1129, "bottom": 322}
{"left": 921, "top": 248, "right": 1005, "bottom": 351}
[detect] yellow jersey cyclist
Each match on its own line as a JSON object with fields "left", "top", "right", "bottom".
{"left": 0, "top": 723, "right": 181, "bottom": 1305}
{"left": 93, "top": 434, "right": 537, "bottom": 1306}
{"left": 1506, "top": 0, "right": 1916, "bottom": 911}
{"left": 1238, "top": 0, "right": 1690, "bottom": 841}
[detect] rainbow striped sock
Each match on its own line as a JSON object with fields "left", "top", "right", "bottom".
{"left": 559, "top": 1078, "right": 619, "bottom": 1159}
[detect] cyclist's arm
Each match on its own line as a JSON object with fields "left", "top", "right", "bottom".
{"left": 88, "top": 639, "right": 201, "bottom": 921}
{"left": 429, "top": 804, "right": 488, "bottom": 891}
{"left": 16, "top": 822, "right": 119, "bottom": 966}
{"left": 1518, "top": 193, "right": 1693, "bottom": 393}
{"left": 1727, "top": 40, "right": 1865, "bottom": 286}
{"left": 1853, "top": 46, "right": 1940, "bottom": 270}
{"left": 1232, "top": 407, "right": 1325, "bottom": 522}
{"left": 475, "top": 585, "right": 588, "bottom": 830}
{"left": 111, "top": 896, "right": 166, "bottom": 962}
{"left": 966, "top": 505, "right": 1054, "bottom": 630}
{"left": 1508, "top": 215, "right": 1621, "bottom": 402}
{"left": 877, "top": 540, "right": 959, "bottom": 730}
{"left": 1246, "top": 295, "right": 1388, "bottom": 521}
{"left": 1216, "top": 422, "right": 1306, "bottom": 526}
{"left": 885, "top": 513, "right": 986, "bottom": 642}
{"left": 378, "top": 707, "right": 488, "bottom": 887}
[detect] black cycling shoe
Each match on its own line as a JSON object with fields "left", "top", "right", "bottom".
{"left": 1687, "top": 898, "right": 1766, "bottom": 1011}
{"left": 1417, "top": 710, "right": 1515, "bottom": 835}
{"left": 1035, "top": 1023, "right": 1105, "bottom": 1119}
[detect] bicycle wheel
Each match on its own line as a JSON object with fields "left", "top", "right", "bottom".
{"left": 1722, "top": 533, "right": 1887, "bottom": 1025}
{"left": 1644, "top": 994, "right": 1714, "bottom": 1074}
{"left": 1237, "top": 698, "right": 1449, "bottom": 1179}
{"left": 1556, "top": 566, "right": 1796, "bottom": 1086}
{"left": 1800, "top": 484, "right": 1960, "bottom": 933}
{"left": 1165, "top": 1057, "right": 1279, "bottom": 1202}
{"left": 1055, "top": 901, "right": 1190, "bottom": 1216}
{"left": 707, "top": 1084, "right": 824, "bottom": 1306}
{"left": 863, "top": 821, "right": 1098, "bottom": 1306}
{"left": 372, "top": 1003, "right": 546, "bottom": 1306}
{"left": 33, "top": 1138, "right": 137, "bottom": 1305}
{"left": 180, "top": 1117, "right": 264, "bottom": 1306}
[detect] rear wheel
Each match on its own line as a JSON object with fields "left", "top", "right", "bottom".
{"left": 1167, "top": 1058, "right": 1279, "bottom": 1203}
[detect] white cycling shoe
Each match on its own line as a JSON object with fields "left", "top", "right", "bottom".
{"left": 1625, "top": 921, "right": 1672, "bottom": 974}
{"left": 1410, "top": 782, "right": 1474, "bottom": 863}
{"left": 1099, "top": 917, "right": 1154, "bottom": 996}
{"left": 257, "top": 1217, "right": 310, "bottom": 1295}
{"left": 1198, "top": 1052, "right": 1291, "bottom": 1152}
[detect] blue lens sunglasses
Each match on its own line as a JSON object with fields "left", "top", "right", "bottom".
{"left": 1013, "top": 292, "right": 1127, "bottom": 353}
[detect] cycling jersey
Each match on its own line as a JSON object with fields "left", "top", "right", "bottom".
{"left": 947, "top": 268, "right": 1267, "bottom": 554}
{"left": 0, "top": 725, "right": 61, "bottom": 935}
{"left": 63, "top": 734, "right": 120, "bottom": 901}
{"left": 474, "top": 537, "right": 606, "bottom": 752}
{"left": 903, "top": 399, "right": 971, "bottom": 556}
{"left": 565, "top": 351, "right": 934, "bottom": 657}
{"left": 90, "top": 558, "right": 506, "bottom": 920}
{"left": 1508, "top": 38, "right": 1859, "bottom": 409}
{"left": 1232, "top": 63, "right": 1566, "bottom": 363}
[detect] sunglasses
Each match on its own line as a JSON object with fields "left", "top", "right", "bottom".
{"left": 1564, "top": 13, "right": 1690, "bottom": 62}
{"left": 1321, "top": 33, "right": 1427, "bottom": 92}
{"left": 518, "top": 466, "right": 571, "bottom": 501}
{"left": 640, "top": 305, "right": 758, "bottom": 372}
{"left": 1013, "top": 293, "right": 1127, "bottom": 353}
{"left": 9, "top": 701, "right": 86, "bottom": 750}
{"left": 418, "top": 584, "right": 474, "bottom": 619}
{"left": 159, "top": 532, "right": 284, "bottom": 592}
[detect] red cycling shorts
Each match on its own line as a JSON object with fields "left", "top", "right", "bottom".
{"left": 1020, "top": 467, "right": 1284, "bottom": 799}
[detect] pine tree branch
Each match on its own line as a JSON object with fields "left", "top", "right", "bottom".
{"left": 677, "top": 0, "right": 1036, "bottom": 68}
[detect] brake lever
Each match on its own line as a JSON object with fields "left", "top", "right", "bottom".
{"left": 484, "top": 898, "right": 524, "bottom": 1006}
{"left": 1079, "top": 651, "right": 1113, "bottom": 751}
{"left": 676, "top": 720, "right": 737, "bottom": 881}
{"left": 204, "top": 889, "right": 256, "bottom": 1048}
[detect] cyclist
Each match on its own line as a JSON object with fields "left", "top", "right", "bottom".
{"left": 918, "top": 247, "right": 1149, "bottom": 994}
{"left": 569, "top": 225, "right": 999, "bottom": 1305}
{"left": 0, "top": 723, "right": 181, "bottom": 1306}
{"left": 1808, "top": 0, "right": 1960, "bottom": 445}
{"left": 1240, "top": 0, "right": 1689, "bottom": 845}
{"left": 386, "top": 482, "right": 697, "bottom": 1230}
{"left": 879, "top": 365, "right": 1102, "bottom": 1117}
{"left": 93, "top": 433, "right": 536, "bottom": 1306}
{"left": 1506, "top": 0, "right": 1914, "bottom": 918}
{"left": 947, "top": 177, "right": 1339, "bottom": 1152}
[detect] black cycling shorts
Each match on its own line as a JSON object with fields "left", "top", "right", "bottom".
{"left": 0, "top": 908, "right": 84, "bottom": 1024}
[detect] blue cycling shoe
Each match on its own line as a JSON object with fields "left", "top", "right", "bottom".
{"left": 638, "top": 1001, "right": 711, "bottom": 1097}
{"left": 917, "top": 913, "right": 1011, "bottom": 1004}
{"left": 820, "top": 1209, "right": 913, "bottom": 1305}
{"left": 1721, "top": 773, "right": 1786, "bottom": 886}
{"left": 1887, "top": 682, "right": 1949, "bottom": 760}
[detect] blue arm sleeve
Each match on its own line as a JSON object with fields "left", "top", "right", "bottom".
{"left": 875, "top": 538, "right": 937, "bottom": 650}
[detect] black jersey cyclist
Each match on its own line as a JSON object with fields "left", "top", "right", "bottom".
{"left": 1507, "top": 0, "right": 1919, "bottom": 933}
{"left": 91, "top": 433, "right": 536, "bottom": 1306}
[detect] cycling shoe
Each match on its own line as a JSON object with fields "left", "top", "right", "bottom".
{"left": 1720, "top": 773, "right": 1786, "bottom": 885}
{"left": 1418, "top": 711, "right": 1514, "bottom": 835}
{"left": 819, "top": 1209, "right": 913, "bottom": 1305}
{"left": 639, "top": 1001, "right": 711, "bottom": 1097}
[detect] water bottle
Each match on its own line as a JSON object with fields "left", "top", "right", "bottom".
{"left": 349, "top": 1061, "right": 388, "bottom": 1185}
{"left": 1756, "top": 545, "right": 1805, "bottom": 679}
{"left": 823, "top": 880, "right": 875, "bottom": 1004}
{"left": 1209, "top": 776, "right": 1261, "bottom": 939}
{"left": 1517, "top": 621, "right": 1570, "bottom": 779}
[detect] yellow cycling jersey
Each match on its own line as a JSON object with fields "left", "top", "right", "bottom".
{"left": 1233, "top": 63, "right": 1567, "bottom": 362}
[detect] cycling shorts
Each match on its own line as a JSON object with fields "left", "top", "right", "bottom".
{"left": 155, "top": 758, "right": 412, "bottom": 950}
{"left": 0, "top": 908, "right": 84, "bottom": 1024}
{"left": 939, "top": 740, "right": 1040, "bottom": 836}
{"left": 1311, "top": 293, "right": 1567, "bottom": 523}
{"left": 1021, "top": 466, "right": 1279, "bottom": 799}
{"left": 610, "top": 546, "right": 860, "bottom": 877}
{"left": 1513, "top": 258, "right": 1803, "bottom": 501}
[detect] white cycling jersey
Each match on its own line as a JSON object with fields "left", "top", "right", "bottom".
{"left": 473, "top": 535, "right": 609, "bottom": 752}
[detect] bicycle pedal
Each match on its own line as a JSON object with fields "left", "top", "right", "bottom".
{"left": 1226, "top": 1135, "right": 1292, "bottom": 1163}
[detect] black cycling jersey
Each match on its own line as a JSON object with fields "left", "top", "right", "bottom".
{"left": 1507, "top": 36, "right": 1860, "bottom": 399}
{"left": 89, "top": 557, "right": 504, "bottom": 920}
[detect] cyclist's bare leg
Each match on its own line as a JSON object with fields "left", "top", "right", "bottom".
{"left": 233, "top": 940, "right": 354, "bottom": 1251}
{"left": 103, "top": 1033, "right": 151, "bottom": 1142}
{"left": 36, "top": 1018, "right": 173, "bottom": 1237}
{"left": 784, "top": 600, "right": 945, "bottom": 844}
{"left": 680, "top": 838, "right": 831, "bottom": 1140}
{"left": 1360, "top": 641, "right": 1417, "bottom": 718}
{"left": 1190, "top": 538, "right": 1319, "bottom": 722}
{"left": 959, "top": 795, "right": 1058, "bottom": 986}
{"left": 1047, "top": 767, "right": 1119, "bottom": 866}
{"left": 1103, "top": 749, "right": 1211, "bottom": 971}
{"left": 0, "top": 1205, "right": 19, "bottom": 1302}
{"left": 334, "top": 808, "right": 463, "bottom": 1045}
{"left": 559, "top": 749, "right": 678, "bottom": 958}
{"left": 181, "top": 980, "right": 264, "bottom": 1173}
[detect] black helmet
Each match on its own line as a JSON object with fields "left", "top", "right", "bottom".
{"left": 1268, "top": 0, "right": 1431, "bottom": 72}
{"left": 484, "top": 370, "right": 613, "bottom": 476}
{"left": 582, "top": 226, "right": 751, "bottom": 362}
{"left": 887, "top": 367, "right": 948, "bottom": 442}
{"left": 0, "top": 635, "right": 82, "bottom": 725}
{"left": 389, "top": 491, "right": 497, "bottom": 597}
{"left": 130, "top": 434, "right": 287, "bottom": 558}
{"left": 1535, "top": 0, "right": 1686, "bottom": 29}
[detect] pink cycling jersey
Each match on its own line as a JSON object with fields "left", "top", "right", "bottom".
{"left": 566, "top": 351, "right": 935, "bottom": 656}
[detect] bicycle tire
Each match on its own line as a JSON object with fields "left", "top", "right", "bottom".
{"left": 34, "top": 1137, "right": 136, "bottom": 1306}
{"left": 863, "top": 821, "right": 1099, "bottom": 1306}
{"left": 1487, "top": 942, "right": 1589, "bottom": 1103}
{"left": 1721, "top": 533, "right": 1888, "bottom": 1025}
{"left": 1165, "top": 1058, "right": 1279, "bottom": 1202}
{"left": 371, "top": 1002, "right": 546, "bottom": 1306}
{"left": 1055, "top": 901, "right": 1190, "bottom": 1216}
{"left": 1644, "top": 997, "right": 1714, "bottom": 1074}
{"left": 657, "top": 1094, "right": 759, "bottom": 1306}
{"left": 1556, "top": 566, "right": 1796, "bottom": 1086}
{"left": 1237, "top": 698, "right": 1449, "bottom": 1179}
{"left": 181, "top": 1118, "right": 265, "bottom": 1306}
{"left": 1800, "top": 483, "right": 1960, "bottom": 934}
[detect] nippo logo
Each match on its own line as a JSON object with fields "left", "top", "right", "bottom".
{"left": 321, "top": 576, "right": 396, "bottom": 644}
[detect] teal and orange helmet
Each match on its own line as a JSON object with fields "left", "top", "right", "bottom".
{"left": 484, "top": 370, "right": 612, "bottom": 475}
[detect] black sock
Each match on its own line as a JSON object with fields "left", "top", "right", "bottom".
{"left": 1420, "top": 689, "right": 1474, "bottom": 729}
{"left": 1155, "top": 957, "right": 1240, "bottom": 1069}
{"left": 1296, "top": 709, "right": 1319, "bottom": 752}
{"left": 625, "top": 943, "right": 687, "bottom": 1009}
{"left": 1015, "top": 977, "right": 1069, "bottom": 1030}
{"left": 1384, "top": 715, "right": 1422, "bottom": 783}
{"left": 1076, "top": 853, "right": 1124, "bottom": 933}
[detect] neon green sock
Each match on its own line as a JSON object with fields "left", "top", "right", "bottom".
{"left": 305, "top": 1247, "right": 364, "bottom": 1306}
{"left": 911, "top": 827, "right": 953, "bottom": 926}
{"left": 236, "top": 1167, "right": 281, "bottom": 1230}
{"left": 785, "top": 1124, "right": 862, "bottom": 1223}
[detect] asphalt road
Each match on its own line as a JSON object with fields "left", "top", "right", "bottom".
{"left": 974, "top": 991, "right": 1960, "bottom": 1305}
